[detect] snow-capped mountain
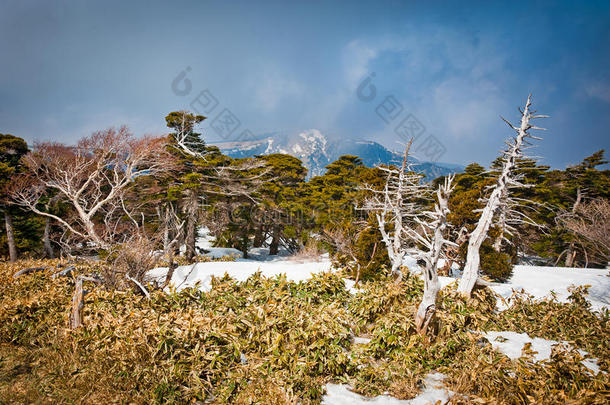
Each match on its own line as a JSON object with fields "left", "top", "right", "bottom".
{"left": 212, "top": 130, "right": 462, "bottom": 180}
{"left": 216, "top": 129, "right": 332, "bottom": 177}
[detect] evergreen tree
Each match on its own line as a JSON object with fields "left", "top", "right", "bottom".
{"left": 257, "top": 154, "right": 308, "bottom": 255}
{"left": 0, "top": 134, "right": 37, "bottom": 261}
{"left": 165, "top": 111, "right": 209, "bottom": 261}
{"left": 533, "top": 150, "right": 609, "bottom": 266}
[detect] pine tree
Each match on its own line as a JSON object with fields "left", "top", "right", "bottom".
{"left": 165, "top": 111, "right": 210, "bottom": 261}
{"left": 0, "top": 134, "right": 32, "bottom": 261}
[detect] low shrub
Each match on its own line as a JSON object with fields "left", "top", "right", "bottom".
{"left": 479, "top": 244, "right": 513, "bottom": 281}
{"left": 0, "top": 260, "right": 608, "bottom": 404}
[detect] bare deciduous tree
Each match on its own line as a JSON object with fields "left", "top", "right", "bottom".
{"left": 559, "top": 197, "right": 609, "bottom": 266}
{"left": 321, "top": 225, "right": 378, "bottom": 286}
{"left": 10, "top": 127, "right": 172, "bottom": 250}
{"left": 458, "top": 94, "right": 547, "bottom": 297}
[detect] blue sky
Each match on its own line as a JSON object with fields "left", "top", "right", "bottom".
{"left": 1, "top": 0, "right": 609, "bottom": 167}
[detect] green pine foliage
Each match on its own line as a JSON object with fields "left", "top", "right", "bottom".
{"left": 0, "top": 134, "right": 44, "bottom": 259}
{"left": 352, "top": 219, "right": 390, "bottom": 280}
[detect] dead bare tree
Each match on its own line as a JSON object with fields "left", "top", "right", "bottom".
{"left": 558, "top": 197, "right": 609, "bottom": 266}
{"left": 404, "top": 175, "right": 456, "bottom": 334}
{"left": 458, "top": 94, "right": 547, "bottom": 297}
{"left": 486, "top": 158, "right": 548, "bottom": 255}
{"left": 10, "top": 127, "right": 172, "bottom": 251}
{"left": 362, "top": 138, "right": 423, "bottom": 281}
{"left": 69, "top": 275, "right": 102, "bottom": 329}
{"left": 321, "top": 225, "right": 379, "bottom": 286}
{"left": 4, "top": 211, "right": 17, "bottom": 262}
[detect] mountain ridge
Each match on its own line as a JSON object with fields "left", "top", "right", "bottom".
{"left": 211, "top": 129, "right": 463, "bottom": 180}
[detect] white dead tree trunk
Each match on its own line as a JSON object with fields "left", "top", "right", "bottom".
{"left": 4, "top": 211, "right": 17, "bottom": 262}
{"left": 363, "top": 138, "right": 422, "bottom": 281}
{"left": 491, "top": 184, "right": 543, "bottom": 253}
{"left": 405, "top": 175, "right": 455, "bottom": 334}
{"left": 458, "top": 94, "right": 547, "bottom": 297}
{"left": 492, "top": 188, "right": 508, "bottom": 252}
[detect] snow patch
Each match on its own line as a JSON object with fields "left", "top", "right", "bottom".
{"left": 430, "top": 262, "right": 609, "bottom": 311}
{"left": 323, "top": 373, "right": 452, "bottom": 405}
{"left": 292, "top": 143, "right": 303, "bottom": 154}
{"left": 264, "top": 138, "right": 274, "bottom": 154}
{"left": 483, "top": 331, "right": 602, "bottom": 375}
{"left": 490, "top": 265, "right": 610, "bottom": 312}
{"left": 148, "top": 258, "right": 334, "bottom": 292}
{"left": 343, "top": 278, "right": 362, "bottom": 295}
{"left": 353, "top": 337, "right": 371, "bottom": 345}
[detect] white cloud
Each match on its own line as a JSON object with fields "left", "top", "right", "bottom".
{"left": 243, "top": 63, "right": 305, "bottom": 114}
{"left": 429, "top": 77, "right": 506, "bottom": 140}
{"left": 343, "top": 39, "right": 378, "bottom": 88}
{"left": 253, "top": 72, "right": 304, "bottom": 113}
{"left": 585, "top": 81, "right": 610, "bottom": 103}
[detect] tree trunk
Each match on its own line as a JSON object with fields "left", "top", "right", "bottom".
{"left": 163, "top": 206, "right": 170, "bottom": 254}
{"left": 69, "top": 277, "right": 85, "bottom": 329}
{"left": 565, "top": 188, "right": 582, "bottom": 267}
{"left": 42, "top": 219, "right": 54, "bottom": 258}
{"left": 43, "top": 217, "right": 55, "bottom": 259}
{"left": 565, "top": 246, "right": 576, "bottom": 267}
{"left": 241, "top": 236, "right": 249, "bottom": 259}
{"left": 269, "top": 226, "right": 280, "bottom": 255}
{"left": 253, "top": 226, "right": 265, "bottom": 248}
{"left": 354, "top": 264, "right": 361, "bottom": 287}
{"left": 163, "top": 249, "right": 177, "bottom": 289}
{"left": 78, "top": 210, "right": 106, "bottom": 249}
{"left": 457, "top": 206, "right": 493, "bottom": 296}
{"left": 4, "top": 211, "right": 17, "bottom": 262}
{"left": 391, "top": 252, "right": 405, "bottom": 283}
{"left": 458, "top": 95, "right": 538, "bottom": 297}
{"left": 493, "top": 191, "right": 507, "bottom": 252}
{"left": 415, "top": 264, "right": 440, "bottom": 334}
{"left": 157, "top": 205, "right": 170, "bottom": 255}
{"left": 185, "top": 191, "right": 197, "bottom": 261}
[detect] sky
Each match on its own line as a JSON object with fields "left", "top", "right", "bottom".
{"left": 1, "top": 0, "right": 609, "bottom": 168}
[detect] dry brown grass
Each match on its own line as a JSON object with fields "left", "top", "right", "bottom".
{"left": 289, "top": 240, "right": 326, "bottom": 263}
{"left": 0, "top": 259, "right": 608, "bottom": 404}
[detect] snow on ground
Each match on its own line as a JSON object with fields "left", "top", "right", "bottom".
{"left": 343, "top": 278, "right": 362, "bottom": 294}
{"left": 437, "top": 265, "right": 610, "bottom": 311}
{"left": 482, "top": 331, "right": 602, "bottom": 375}
{"left": 148, "top": 258, "right": 334, "bottom": 292}
{"left": 151, "top": 227, "right": 343, "bottom": 292}
{"left": 489, "top": 265, "right": 610, "bottom": 311}
{"left": 179, "top": 229, "right": 610, "bottom": 311}
{"left": 353, "top": 336, "right": 371, "bottom": 345}
{"left": 323, "top": 373, "right": 452, "bottom": 405}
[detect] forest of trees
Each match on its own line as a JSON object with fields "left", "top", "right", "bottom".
{"left": 1, "top": 102, "right": 609, "bottom": 292}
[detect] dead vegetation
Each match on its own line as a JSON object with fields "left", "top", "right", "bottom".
{"left": 0, "top": 259, "right": 608, "bottom": 404}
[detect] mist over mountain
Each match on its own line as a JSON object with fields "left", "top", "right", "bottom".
{"left": 211, "top": 129, "right": 463, "bottom": 180}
